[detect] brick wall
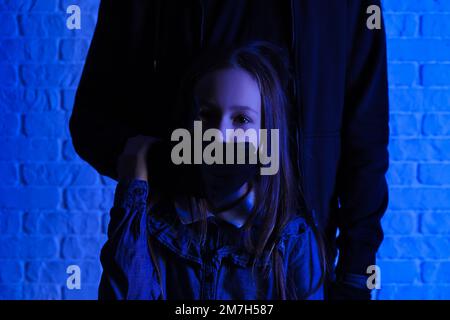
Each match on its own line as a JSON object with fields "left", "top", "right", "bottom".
{"left": 0, "top": 0, "right": 104, "bottom": 299}
{"left": 0, "top": 0, "right": 449, "bottom": 300}
{"left": 377, "top": 0, "right": 450, "bottom": 299}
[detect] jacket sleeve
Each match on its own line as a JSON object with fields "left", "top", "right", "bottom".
{"left": 334, "top": 0, "right": 389, "bottom": 278}
{"left": 98, "top": 179, "right": 162, "bottom": 300}
{"left": 69, "top": 1, "right": 142, "bottom": 180}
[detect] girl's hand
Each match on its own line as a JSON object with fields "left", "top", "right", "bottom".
{"left": 117, "top": 135, "right": 159, "bottom": 182}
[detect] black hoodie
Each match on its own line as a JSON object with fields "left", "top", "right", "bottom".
{"left": 69, "top": 0, "right": 389, "bottom": 299}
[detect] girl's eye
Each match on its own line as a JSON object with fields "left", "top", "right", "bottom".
{"left": 234, "top": 114, "right": 252, "bottom": 125}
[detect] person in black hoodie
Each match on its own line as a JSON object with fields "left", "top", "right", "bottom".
{"left": 69, "top": 0, "right": 389, "bottom": 300}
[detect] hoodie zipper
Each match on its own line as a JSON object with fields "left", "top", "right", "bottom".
{"left": 153, "top": 0, "right": 161, "bottom": 72}
{"left": 290, "top": 0, "right": 310, "bottom": 215}
{"left": 290, "top": 0, "right": 297, "bottom": 98}
{"left": 199, "top": 0, "right": 205, "bottom": 49}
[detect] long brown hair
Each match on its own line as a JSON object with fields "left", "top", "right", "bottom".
{"left": 148, "top": 41, "right": 327, "bottom": 299}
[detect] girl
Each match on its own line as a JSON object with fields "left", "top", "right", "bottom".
{"left": 98, "top": 41, "right": 326, "bottom": 300}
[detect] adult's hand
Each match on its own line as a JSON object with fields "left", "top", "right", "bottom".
{"left": 117, "top": 135, "right": 159, "bottom": 181}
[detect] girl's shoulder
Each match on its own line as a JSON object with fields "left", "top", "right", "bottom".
{"left": 280, "top": 213, "right": 313, "bottom": 239}
{"left": 277, "top": 213, "right": 320, "bottom": 256}
{"left": 276, "top": 215, "right": 321, "bottom": 274}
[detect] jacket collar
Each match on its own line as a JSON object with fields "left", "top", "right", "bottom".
{"left": 173, "top": 188, "right": 255, "bottom": 228}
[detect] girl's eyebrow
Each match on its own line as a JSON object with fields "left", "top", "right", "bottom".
{"left": 198, "top": 98, "right": 258, "bottom": 115}
{"left": 230, "top": 105, "right": 258, "bottom": 115}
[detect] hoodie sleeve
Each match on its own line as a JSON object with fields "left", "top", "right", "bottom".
{"left": 334, "top": 0, "right": 389, "bottom": 280}
{"left": 98, "top": 179, "right": 162, "bottom": 300}
{"left": 69, "top": 1, "right": 151, "bottom": 181}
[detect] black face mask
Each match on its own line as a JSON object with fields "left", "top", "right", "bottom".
{"left": 199, "top": 141, "right": 259, "bottom": 203}
{"left": 146, "top": 140, "right": 260, "bottom": 203}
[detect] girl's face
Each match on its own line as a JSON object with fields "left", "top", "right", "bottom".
{"left": 194, "top": 67, "right": 262, "bottom": 143}
{"left": 193, "top": 67, "right": 261, "bottom": 209}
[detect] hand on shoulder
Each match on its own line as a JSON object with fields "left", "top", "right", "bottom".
{"left": 117, "top": 135, "right": 159, "bottom": 182}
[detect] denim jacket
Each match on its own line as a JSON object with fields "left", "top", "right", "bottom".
{"left": 98, "top": 179, "right": 324, "bottom": 300}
